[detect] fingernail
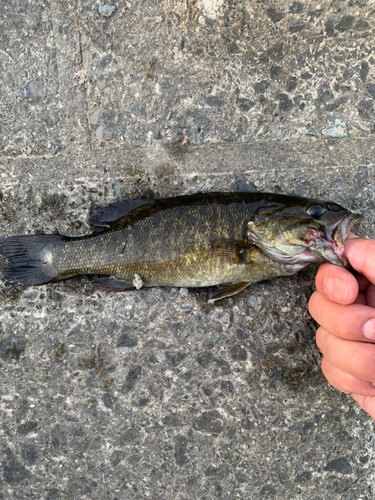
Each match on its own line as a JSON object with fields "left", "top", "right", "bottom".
{"left": 346, "top": 233, "right": 359, "bottom": 240}
{"left": 362, "top": 318, "right": 375, "bottom": 340}
{"left": 324, "top": 277, "right": 349, "bottom": 302}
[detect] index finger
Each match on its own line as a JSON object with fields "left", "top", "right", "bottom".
{"left": 345, "top": 238, "right": 375, "bottom": 285}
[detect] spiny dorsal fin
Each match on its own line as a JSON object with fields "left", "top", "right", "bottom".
{"left": 89, "top": 199, "right": 154, "bottom": 228}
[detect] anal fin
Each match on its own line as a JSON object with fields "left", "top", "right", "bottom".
{"left": 92, "top": 276, "right": 136, "bottom": 292}
{"left": 208, "top": 282, "right": 250, "bottom": 303}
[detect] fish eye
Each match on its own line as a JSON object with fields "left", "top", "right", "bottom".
{"left": 307, "top": 204, "right": 326, "bottom": 218}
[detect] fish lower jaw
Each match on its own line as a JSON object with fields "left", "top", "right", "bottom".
{"left": 304, "top": 234, "right": 346, "bottom": 267}
{"left": 327, "top": 241, "right": 348, "bottom": 267}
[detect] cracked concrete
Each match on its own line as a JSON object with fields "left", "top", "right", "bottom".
{"left": 0, "top": 1, "right": 375, "bottom": 499}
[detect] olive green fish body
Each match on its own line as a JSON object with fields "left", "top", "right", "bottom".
{"left": 51, "top": 193, "right": 292, "bottom": 287}
{"left": 0, "top": 192, "right": 363, "bottom": 301}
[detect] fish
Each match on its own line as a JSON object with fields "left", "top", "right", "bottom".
{"left": 0, "top": 192, "right": 363, "bottom": 302}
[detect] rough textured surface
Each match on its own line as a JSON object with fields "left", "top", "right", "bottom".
{"left": 0, "top": 1, "right": 374, "bottom": 499}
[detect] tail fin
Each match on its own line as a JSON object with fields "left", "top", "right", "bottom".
{"left": 0, "top": 235, "right": 63, "bottom": 286}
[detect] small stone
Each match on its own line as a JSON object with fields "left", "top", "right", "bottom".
{"left": 174, "top": 435, "right": 188, "bottom": 466}
{"left": 294, "top": 326, "right": 315, "bottom": 344}
{"left": 0, "top": 336, "right": 26, "bottom": 361}
{"left": 202, "top": 0, "right": 224, "bottom": 19}
{"left": 220, "top": 380, "right": 234, "bottom": 395}
{"left": 117, "top": 333, "right": 138, "bottom": 347}
{"left": 17, "top": 421, "right": 38, "bottom": 435}
{"left": 21, "top": 444, "right": 37, "bottom": 462}
{"left": 236, "top": 97, "right": 255, "bottom": 112}
{"left": 232, "top": 174, "right": 257, "bottom": 193}
{"left": 192, "top": 410, "right": 224, "bottom": 434}
{"left": 365, "top": 83, "right": 375, "bottom": 98}
{"left": 289, "top": 22, "right": 306, "bottom": 33}
{"left": 162, "top": 413, "right": 180, "bottom": 426}
{"left": 360, "top": 61, "right": 369, "bottom": 83}
{"left": 322, "top": 118, "right": 348, "bottom": 138}
{"left": 357, "top": 100, "right": 373, "bottom": 120}
{"left": 270, "top": 65, "right": 282, "bottom": 79}
{"left": 132, "top": 273, "right": 144, "bottom": 290}
{"left": 354, "top": 19, "right": 370, "bottom": 31}
{"left": 175, "top": 32, "right": 184, "bottom": 50}
{"left": 253, "top": 80, "right": 270, "bottom": 94}
{"left": 266, "top": 7, "right": 284, "bottom": 23}
{"left": 137, "top": 398, "right": 149, "bottom": 407}
{"left": 289, "top": 1, "right": 304, "bottom": 14}
{"left": 268, "top": 42, "right": 284, "bottom": 61}
{"left": 3, "top": 449, "right": 31, "bottom": 484}
{"left": 166, "top": 351, "right": 186, "bottom": 366}
{"left": 324, "top": 457, "right": 352, "bottom": 474}
{"left": 229, "top": 345, "right": 247, "bottom": 361}
{"left": 121, "top": 365, "right": 142, "bottom": 394}
{"left": 336, "top": 15, "right": 355, "bottom": 32}
{"left": 98, "top": 4, "right": 115, "bottom": 17}
{"left": 294, "top": 471, "right": 312, "bottom": 484}
{"left": 318, "top": 86, "right": 333, "bottom": 104}
{"left": 326, "top": 18, "right": 335, "bottom": 36}
{"left": 279, "top": 95, "right": 294, "bottom": 112}
{"left": 286, "top": 76, "right": 298, "bottom": 92}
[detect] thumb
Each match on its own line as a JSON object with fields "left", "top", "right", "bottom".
{"left": 344, "top": 238, "right": 375, "bottom": 285}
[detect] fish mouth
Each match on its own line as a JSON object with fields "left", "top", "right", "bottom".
{"left": 325, "top": 213, "right": 363, "bottom": 267}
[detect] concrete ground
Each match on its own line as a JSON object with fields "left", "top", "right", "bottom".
{"left": 0, "top": 0, "right": 375, "bottom": 499}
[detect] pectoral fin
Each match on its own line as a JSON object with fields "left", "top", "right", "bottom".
{"left": 92, "top": 277, "right": 136, "bottom": 292}
{"left": 89, "top": 199, "right": 154, "bottom": 228}
{"left": 207, "top": 238, "right": 255, "bottom": 262}
{"left": 208, "top": 282, "right": 251, "bottom": 303}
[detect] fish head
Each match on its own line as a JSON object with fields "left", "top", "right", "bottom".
{"left": 246, "top": 196, "right": 363, "bottom": 267}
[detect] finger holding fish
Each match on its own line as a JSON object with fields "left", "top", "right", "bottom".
{"left": 309, "top": 292, "right": 375, "bottom": 343}
{"left": 315, "top": 326, "right": 375, "bottom": 383}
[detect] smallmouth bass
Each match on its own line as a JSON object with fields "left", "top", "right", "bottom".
{"left": 0, "top": 192, "right": 363, "bottom": 302}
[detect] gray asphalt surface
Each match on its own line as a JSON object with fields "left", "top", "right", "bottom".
{"left": 0, "top": 1, "right": 374, "bottom": 499}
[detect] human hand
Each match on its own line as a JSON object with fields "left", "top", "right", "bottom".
{"left": 308, "top": 237, "right": 375, "bottom": 419}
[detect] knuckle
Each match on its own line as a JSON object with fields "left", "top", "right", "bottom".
{"left": 334, "top": 312, "right": 347, "bottom": 338}
{"left": 363, "top": 242, "right": 375, "bottom": 270}
{"left": 315, "top": 264, "right": 330, "bottom": 287}
{"left": 315, "top": 327, "right": 328, "bottom": 352}
{"left": 308, "top": 291, "right": 321, "bottom": 319}
{"left": 346, "top": 347, "right": 360, "bottom": 376}
{"left": 320, "top": 357, "right": 330, "bottom": 378}
{"left": 321, "top": 358, "right": 351, "bottom": 394}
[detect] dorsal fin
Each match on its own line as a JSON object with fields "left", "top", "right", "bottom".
{"left": 89, "top": 199, "right": 154, "bottom": 228}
